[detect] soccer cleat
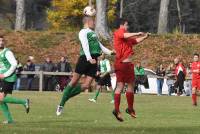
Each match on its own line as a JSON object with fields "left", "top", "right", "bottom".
{"left": 125, "top": 108, "right": 136, "bottom": 118}
{"left": 88, "top": 98, "right": 96, "bottom": 103}
{"left": 2, "top": 120, "right": 13, "bottom": 124}
{"left": 56, "top": 105, "right": 63, "bottom": 116}
{"left": 25, "top": 99, "right": 30, "bottom": 114}
{"left": 193, "top": 102, "right": 197, "bottom": 107}
{"left": 110, "top": 100, "right": 114, "bottom": 104}
{"left": 112, "top": 110, "right": 124, "bottom": 122}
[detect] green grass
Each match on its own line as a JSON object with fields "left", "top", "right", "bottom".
{"left": 0, "top": 91, "right": 200, "bottom": 134}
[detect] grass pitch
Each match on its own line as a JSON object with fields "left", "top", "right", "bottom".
{"left": 0, "top": 91, "right": 200, "bottom": 134}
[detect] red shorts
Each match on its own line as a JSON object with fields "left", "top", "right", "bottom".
{"left": 192, "top": 79, "right": 200, "bottom": 89}
{"left": 114, "top": 62, "right": 134, "bottom": 83}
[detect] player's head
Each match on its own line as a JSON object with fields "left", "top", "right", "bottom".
{"left": 45, "top": 57, "right": 50, "bottom": 63}
{"left": 0, "top": 35, "right": 5, "bottom": 49}
{"left": 60, "top": 56, "right": 66, "bottom": 62}
{"left": 82, "top": 16, "right": 95, "bottom": 29}
{"left": 193, "top": 53, "right": 199, "bottom": 62}
{"left": 174, "top": 57, "right": 180, "bottom": 65}
{"left": 117, "top": 18, "right": 129, "bottom": 31}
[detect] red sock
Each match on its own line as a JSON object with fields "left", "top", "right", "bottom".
{"left": 114, "top": 93, "right": 121, "bottom": 112}
{"left": 126, "top": 91, "right": 134, "bottom": 110}
{"left": 192, "top": 94, "right": 197, "bottom": 105}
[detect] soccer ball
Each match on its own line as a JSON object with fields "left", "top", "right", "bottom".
{"left": 83, "top": 6, "right": 96, "bottom": 17}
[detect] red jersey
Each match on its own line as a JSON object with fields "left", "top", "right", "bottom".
{"left": 113, "top": 28, "right": 138, "bottom": 62}
{"left": 175, "top": 63, "right": 186, "bottom": 76}
{"left": 191, "top": 62, "right": 200, "bottom": 79}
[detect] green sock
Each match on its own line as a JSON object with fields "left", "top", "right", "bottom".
{"left": 0, "top": 102, "right": 13, "bottom": 123}
{"left": 3, "top": 96, "right": 26, "bottom": 107}
{"left": 59, "top": 85, "right": 73, "bottom": 106}
{"left": 111, "top": 90, "right": 114, "bottom": 101}
{"left": 93, "top": 90, "right": 100, "bottom": 100}
{"left": 69, "top": 84, "right": 82, "bottom": 98}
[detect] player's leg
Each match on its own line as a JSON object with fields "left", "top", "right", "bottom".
{"left": 0, "top": 93, "right": 13, "bottom": 124}
{"left": 192, "top": 87, "right": 197, "bottom": 106}
{"left": 125, "top": 82, "right": 136, "bottom": 118}
{"left": 59, "top": 72, "right": 81, "bottom": 107}
{"left": 89, "top": 84, "right": 101, "bottom": 103}
{"left": 2, "top": 82, "right": 29, "bottom": 113}
{"left": 57, "top": 72, "right": 81, "bottom": 116}
{"left": 113, "top": 82, "right": 124, "bottom": 122}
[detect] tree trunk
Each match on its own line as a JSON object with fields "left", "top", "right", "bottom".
{"left": 120, "top": 0, "right": 124, "bottom": 18}
{"left": 89, "top": 0, "right": 92, "bottom": 6}
{"left": 95, "top": 0, "right": 111, "bottom": 41}
{"left": 15, "top": 0, "right": 26, "bottom": 31}
{"left": 157, "top": 0, "right": 170, "bottom": 34}
{"left": 176, "top": 0, "right": 183, "bottom": 33}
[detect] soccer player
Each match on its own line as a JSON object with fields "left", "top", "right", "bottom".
{"left": 56, "top": 16, "right": 115, "bottom": 116}
{"left": 190, "top": 53, "right": 200, "bottom": 106}
{"left": 112, "top": 18, "right": 149, "bottom": 122}
{"left": 0, "top": 35, "right": 30, "bottom": 124}
{"left": 88, "top": 53, "right": 114, "bottom": 103}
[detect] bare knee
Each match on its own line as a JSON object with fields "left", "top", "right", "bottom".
{"left": 0, "top": 93, "right": 5, "bottom": 102}
{"left": 115, "top": 82, "right": 125, "bottom": 94}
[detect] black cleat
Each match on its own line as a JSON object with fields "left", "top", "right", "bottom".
{"left": 112, "top": 110, "right": 124, "bottom": 122}
{"left": 125, "top": 108, "right": 136, "bottom": 118}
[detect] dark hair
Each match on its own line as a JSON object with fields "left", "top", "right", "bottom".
{"left": 0, "top": 35, "right": 4, "bottom": 39}
{"left": 117, "top": 18, "right": 128, "bottom": 28}
{"left": 194, "top": 53, "right": 199, "bottom": 57}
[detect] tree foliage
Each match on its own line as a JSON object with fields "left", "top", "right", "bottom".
{"left": 47, "top": 0, "right": 117, "bottom": 30}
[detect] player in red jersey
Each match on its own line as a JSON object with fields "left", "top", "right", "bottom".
{"left": 112, "top": 18, "right": 150, "bottom": 122}
{"left": 190, "top": 53, "right": 200, "bottom": 106}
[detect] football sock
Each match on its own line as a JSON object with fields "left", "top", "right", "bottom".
{"left": 111, "top": 90, "right": 114, "bottom": 101}
{"left": 192, "top": 94, "right": 197, "bottom": 105}
{"left": 93, "top": 90, "right": 100, "bottom": 100}
{"left": 3, "top": 96, "right": 26, "bottom": 107}
{"left": 126, "top": 91, "right": 134, "bottom": 111}
{"left": 0, "top": 102, "right": 13, "bottom": 123}
{"left": 114, "top": 93, "right": 121, "bottom": 112}
{"left": 69, "top": 84, "right": 82, "bottom": 98}
{"left": 59, "top": 85, "right": 73, "bottom": 106}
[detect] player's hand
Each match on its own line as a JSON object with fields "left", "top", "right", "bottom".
{"left": 89, "top": 59, "right": 96, "bottom": 64}
{"left": 0, "top": 74, "right": 5, "bottom": 79}
{"left": 111, "top": 50, "right": 116, "bottom": 55}
{"left": 138, "top": 32, "right": 144, "bottom": 35}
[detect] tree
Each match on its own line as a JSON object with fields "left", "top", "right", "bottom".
{"left": 119, "top": 0, "right": 124, "bottom": 18}
{"left": 95, "top": 0, "right": 111, "bottom": 41}
{"left": 15, "top": 0, "right": 26, "bottom": 31}
{"left": 157, "top": 0, "right": 170, "bottom": 34}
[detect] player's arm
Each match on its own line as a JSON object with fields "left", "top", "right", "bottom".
{"left": 2, "top": 51, "right": 17, "bottom": 78}
{"left": 124, "top": 32, "right": 144, "bottom": 39}
{"left": 135, "top": 33, "right": 150, "bottom": 43}
{"left": 98, "top": 41, "right": 115, "bottom": 55}
{"left": 79, "top": 30, "right": 96, "bottom": 64}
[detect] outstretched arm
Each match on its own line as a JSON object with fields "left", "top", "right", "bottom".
{"left": 135, "top": 33, "right": 150, "bottom": 43}
{"left": 99, "top": 41, "right": 115, "bottom": 55}
{"left": 124, "top": 32, "right": 144, "bottom": 39}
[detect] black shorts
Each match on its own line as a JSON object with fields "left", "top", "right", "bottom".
{"left": 96, "top": 73, "right": 111, "bottom": 87}
{"left": 75, "top": 55, "right": 99, "bottom": 78}
{"left": 0, "top": 81, "right": 14, "bottom": 94}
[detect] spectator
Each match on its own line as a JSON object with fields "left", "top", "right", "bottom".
{"left": 156, "top": 64, "right": 165, "bottom": 96}
{"left": 184, "top": 63, "right": 192, "bottom": 96}
{"left": 174, "top": 58, "right": 186, "bottom": 96}
{"left": 14, "top": 59, "right": 23, "bottom": 90}
{"left": 41, "top": 57, "right": 55, "bottom": 91}
{"left": 24, "top": 59, "right": 35, "bottom": 90}
{"left": 165, "top": 63, "right": 176, "bottom": 96}
{"left": 134, "top": 62, "right": 145, "bottom": 94}
{"left": 57, "top": 56, "right": 72, "bottom": 91}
